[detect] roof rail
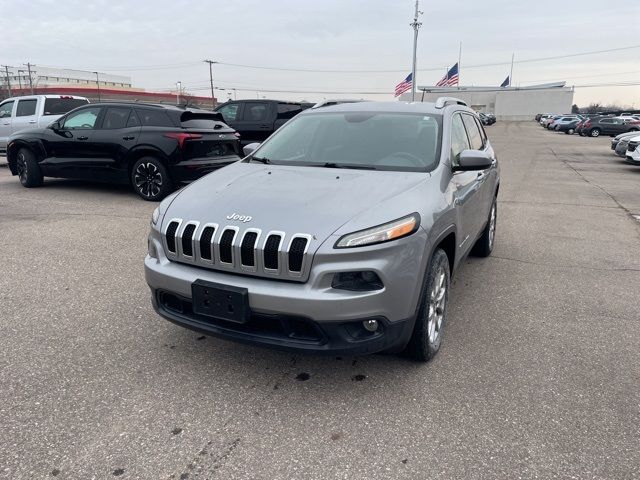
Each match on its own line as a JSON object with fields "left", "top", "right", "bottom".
{"left": 435, "top": 97, "right": 468, "bottom": 109}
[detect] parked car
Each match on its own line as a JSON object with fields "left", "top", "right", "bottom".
{"left": 312, "top": 99, "right": 365, "bottom": 109}
{"left": 557, "top": 118, "right": 582, "bottom": 134}
{"left": 145, "top": 99, "right": 500, "bottom": 361}
{"left": 479, "top": 112, "right": 496, "bottom": 125}
{"left": 615, "top": 138, "right": 631, "bottom": 157}
{"left": 543, "top": 115, "right": 562, "bottom": 128}
{"left": 0, "top": 95, "right": 89, "bottom": 153}
{"left": 6, "top": 103, "right": 241, "bottom": 201}
{"left": 625, "top": 136, "right": 640, "bottom": 165}
{"left": 549, "top": 116, "right": 580, "bottom": 131}
{"left": 611, "top": 131, "right": 640, "bottom": 151}
{"left": 581, "top": 116, "right": 640, "bottom": 137}
{"left": 215, "top": 99, "right": 313, "bottom": 145}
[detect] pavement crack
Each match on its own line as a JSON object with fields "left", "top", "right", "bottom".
{"left": 490, "top": 254, "right": 640, "bottom": 273}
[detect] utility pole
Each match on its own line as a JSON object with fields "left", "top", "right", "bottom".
{"left": 509, "top": 53, "right": 515, "bottom": 87}
{"left": 93, "top": 71, "right": 101, "bottom": 101}
{"left": 2, "top": 66, "right": 12, "bottom": 96}
{"left": 409, "top": 0, "right": 423, "bottom": 101}
{"left": 17, "top": 70, "right": 24, "bottom": 91}
{"left": 203, "top": 59, "right": 217, "bottom": 108}
{"left": 24, "top": 63, "right": 34, "bottom": 94}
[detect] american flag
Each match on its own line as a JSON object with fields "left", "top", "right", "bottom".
{"left": 435, "top": 63, "right": 459, "bottom": 87}
{"left": 394, "top": 73, "right": 413, "bottom": 97}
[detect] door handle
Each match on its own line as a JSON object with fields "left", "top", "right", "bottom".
{"left": 77, "top": 136, "right": 88, "bottom": 140}
{"left": 28, "top": 120, "right": 37, "bottom": 124}
{"left": 476, "top": 172, "right": 486, "bottom": 181}
{"left": 122, "top": 136, "right": 135, "bottom": 140}
{"left": 259, "top": 124, "right": 269, "bottom": 128}
{"left": 2, "top": 122, "right": 9, "bottom": 125}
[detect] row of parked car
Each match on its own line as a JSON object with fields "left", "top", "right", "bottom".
{"left": 535, "top": 112, "right": 640, "bottom": 137}
{"left": 534, "top": 112, "right": 640, "bottom": 164}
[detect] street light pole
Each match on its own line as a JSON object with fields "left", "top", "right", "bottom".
{"left": 410, "top": 0, "right": 423, "bottom": 101}
{"left": 93, "top": 71, "right": 101, "bottom": 101}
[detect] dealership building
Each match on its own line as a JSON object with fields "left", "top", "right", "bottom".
{"left": 399, "top": 82, "right": 574, "bottom": 121}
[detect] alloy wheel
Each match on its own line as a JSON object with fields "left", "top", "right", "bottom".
{"left": 134, "top": 162, "right": 163, "bottom": 198}
{"left": 427, "top": 267, "right": 447, "bottom": 345}
{"left": 16, "top": 152, "right": 27, "bottom": 184}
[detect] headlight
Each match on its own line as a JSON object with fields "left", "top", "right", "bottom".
{"left": 335, "top": 213, "right": 420, "bottom": 248}
{"left": 151, "top": 207, "right": 160, "bottom": 225}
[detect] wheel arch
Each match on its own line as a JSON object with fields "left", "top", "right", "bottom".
{"left": 6, "top": 140, "right": 43, "bottom": 175}
{"left": 125, "top": 147, "right": 172, "bottom": 181}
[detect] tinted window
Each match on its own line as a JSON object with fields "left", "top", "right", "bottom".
{"left": 475, "top": 117, "right": 488, "bottom": 145}
{"left": 217, "top": 103, "right": 239, "bottom": 122}
{"left": 16, "top": 99, "right": 37, "bottom": 117}
{"left": 0, "top": 101, "right": 15, "bottom": 118}
{"left": 451, "top": 114, "right": 470, "bottom": 164}
{"left": 277, "top": 103, "right": 302, "bottom": 120}
{"left": 102, "top": 107, "right": 131, "bottom": 129}
{"left": 242, "top": 102, "right": 268, "bottom": 121}
{"left": 135, "top": 109, "right": 173, "bottom": 127}
{"left": 600, "top": 119, "right": 612, "bottom": 124}
{"left": 253, "top": 112, "right": 442, "bottom": 172}
{"left": 462, "top": 114, "right": 483, "bottom": 150}
{"left": 63, "top": 107, "right": 101, "bottom": 129}
{"left": 43, "top": 98, "right": 89, "bottom": 115}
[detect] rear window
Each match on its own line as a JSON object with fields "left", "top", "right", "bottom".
{"left": 135, "top": 109, "right": 174, "bottom": 127}
{"left": 180, "top": 112, "right": 230, "bottom": 130}
{"left": 43, "top": 98, "right": 89, "bottom": 116}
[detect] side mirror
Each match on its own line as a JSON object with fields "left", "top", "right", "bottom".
{"left": 50, "top": 120, "right": 61, "bottom": 130}
{"left": 243, "top": 142, "right": 260, "bottom": 157}
{"left": 454, "top": 149, "right": 493, "bottom": 171}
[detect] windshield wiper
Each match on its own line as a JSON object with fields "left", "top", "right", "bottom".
{"left": 321, "top": 162, "right": 377, "bottom": 170}
{"left": 251, "top": 156, "right": 271, "bottom": 164}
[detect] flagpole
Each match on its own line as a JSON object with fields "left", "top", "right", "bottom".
{"left": 410, "top": 0, "right": 422, "bottom": 101}
{"left": 458, "top": 41, "right": 462, "bottom": 89}
{"left": 509, "top": 53, "right": 514, "bottom": 87}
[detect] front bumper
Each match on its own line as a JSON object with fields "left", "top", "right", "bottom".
{"left": 169, "top": 156, "right": 239, "bottom": 183}
{"left": 145, "top": 226, "right": 430, "bottom": 355}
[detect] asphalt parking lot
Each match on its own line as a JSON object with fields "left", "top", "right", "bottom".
{"left": 1, "top": 122, "right": 639, "bottom": 479}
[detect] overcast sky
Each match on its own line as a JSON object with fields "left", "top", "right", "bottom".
{"left": 3, "top": 0, "right": 639, "bottom": 106}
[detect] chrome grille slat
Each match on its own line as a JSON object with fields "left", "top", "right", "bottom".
{"left": 162, "top": 219, "right": 312, "bottom": 281}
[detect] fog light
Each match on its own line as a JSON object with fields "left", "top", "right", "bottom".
{"left": 148, "top": 237, "right": 158, "bottom": 259}
{"left": 363, "top": 319, "right": 379, "bottom": 332}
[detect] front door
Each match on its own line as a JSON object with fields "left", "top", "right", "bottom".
{"left": 41, "top": 106, "right": 103, "bottom": 179}
{"left": 11, "top": 98, "right": 39, "bottom": 135}
{"left": 234, "top": 101, "right": 273, "bottom": 144}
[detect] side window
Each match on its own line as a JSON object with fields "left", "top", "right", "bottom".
{"left": 127, "top": 110, "right": 140, "bottom": 127}
{"left": 277, "top": 103, "right": 302, "bottom": 120}
{"left": 16, "top": 99, "right": 37, "bottom": 117}
{"left": 462, "top": 114, "right": 484, "bottom": 150}
{"left": 62, "top": 107, "right": 101, "bottom": 129}
{"left": 0, "top": 100, "right": 15, "bottom": 118}
{"left": 475, "top": 117, "right": 487, "bottom": 146}
{"left": 217, "top": 103, "right": 239, "bottom": 122}
{"left": 102, "top": 107, "right": 132, "bottom": 129}
{"left": 450, "top": 114, "right": 470, "bottom": 165}
{"left": 135, "top": 109, "right": 173, "bottom": 127}
{"left": 241, "top": 102, "right": 268, "bottom": 122}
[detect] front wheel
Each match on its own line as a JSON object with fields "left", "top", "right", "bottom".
{"left": 590, "top": 128, "right": 601, "bottom": 138}
{"left": 16, "top": 148, "right": 43, "bottom": 187}
{"left": 131, "top": 157, "right": 173, "bottom": 201}
{"left": 404, "top": 249, "right": 450, "bottom": 362}
{"left": 567, "top": 128, "right": 575, "bottom": 135}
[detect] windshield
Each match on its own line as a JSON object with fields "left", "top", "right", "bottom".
{"left": 251, "top": 112, "right": 442, "bottom": 171}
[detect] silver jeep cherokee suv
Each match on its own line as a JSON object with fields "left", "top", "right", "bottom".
{"left": 145, "top": 99, "right": 499, "bottom": 361}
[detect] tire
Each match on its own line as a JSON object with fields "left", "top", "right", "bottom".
{"left": 15, "top": 148, "right": 43, "bottom": 188}
{"left": 471, "top": 198, "right": 497, "bottom": 257}
{"left": 590, "top": 128, "right": 601, "bottom": 138}
{"left": 130, "top": 157, "right": 173, "bottom": 201}
{"left": 568, "top": 128, "right": 575, "bottom": 135}
{"left": 404, "top": 249, "right": 450, "bottom": 362}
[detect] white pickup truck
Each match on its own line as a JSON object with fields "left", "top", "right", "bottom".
{"left": 0, "top": 95, "right": 89, "bottom": 152}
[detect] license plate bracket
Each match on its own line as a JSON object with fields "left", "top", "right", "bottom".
{"left": 191, "top": 280, "right": 250, "bottom": 324}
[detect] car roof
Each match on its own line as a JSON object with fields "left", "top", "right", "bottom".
{"left": 300, "top": 101, "right": 459, "bottom": 116}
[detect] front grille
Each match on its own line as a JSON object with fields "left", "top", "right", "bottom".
{"left": 162, "top": 220, "right": 312, "bottom": 281}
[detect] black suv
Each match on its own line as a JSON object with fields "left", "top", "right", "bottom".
{"left": 6, "top": 103, "right": 241, "bottom": 201}
{"left": 215, "top": 99, "right": 312, "bottom": 145}
{"left": 581, "top": 116, "right": 640, "bottom": 137}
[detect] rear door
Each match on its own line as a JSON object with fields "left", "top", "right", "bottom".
{"left": 88, "top": 106, "right": 141, "bottom": 182}
{"left": 234, "top": 101, "right": 273, "bottom": 144}
{"left": 0, "top": 100, "right": 15, "bottom": 150}
{"left": 11, "top": 98, "right": 39, "bottom": 134}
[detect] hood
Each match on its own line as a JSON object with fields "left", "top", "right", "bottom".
{"left": 163, "top": 161, "right": 427, "bottom": 243}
